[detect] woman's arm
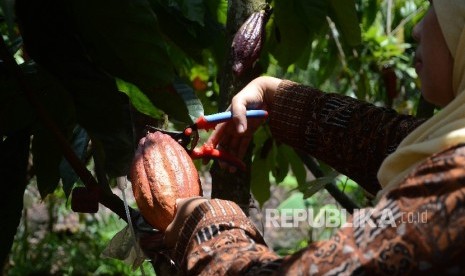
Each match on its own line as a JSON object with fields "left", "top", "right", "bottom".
{"left": 269, "top": 80, "right": 425, "bottom": 194}
{"left": 210, "top": 77, "right": 425, "bottom": 194}
{"left": 167, "top": 144, "right": 465, "bottom": 275}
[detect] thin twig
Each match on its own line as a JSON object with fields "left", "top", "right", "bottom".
{"left": 391, "top": 6, "right": 426, "bottom": 36}
{"left": 386, "top": 0, "right": 392, "bottom": 35}
{"left": 326, "top": 16, "right": 347, "bottom": 69}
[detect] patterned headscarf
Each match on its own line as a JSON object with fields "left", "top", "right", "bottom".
{"left": 377, "top": 0, "right": 465, "bottom": 196}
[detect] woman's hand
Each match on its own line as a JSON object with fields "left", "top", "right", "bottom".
{"left": 163, "top": 197, "right": 208, "bottom": 248}
{"left": 206, "top": 76, "right": 281, "bottom": 171}
{"left": 137, "top": 197, "right": 207, "bottom": 260}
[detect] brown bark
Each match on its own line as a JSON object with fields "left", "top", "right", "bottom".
{"left": 211, "top": 0, "right": 267, "bottom": 216}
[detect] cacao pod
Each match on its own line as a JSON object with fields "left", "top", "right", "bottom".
{"left": 231, "top": 5, "right": 273, "bottom": 77}
{"left": 130, "top": 132, "right": 202, "bottom": 231}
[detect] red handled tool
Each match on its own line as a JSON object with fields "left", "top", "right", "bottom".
{"left": 146, "top": 110, "right": 268, "bottom": 170}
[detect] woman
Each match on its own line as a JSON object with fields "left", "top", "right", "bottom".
{"left": 159, "top": 0, "right": 465, "bottom": 274}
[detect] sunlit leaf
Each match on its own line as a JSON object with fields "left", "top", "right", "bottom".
{"left": 116, "top": 78, "right": 164, "bottom": 119}
{"left": 205, "top": 0, "right": 227, "bottom": 24}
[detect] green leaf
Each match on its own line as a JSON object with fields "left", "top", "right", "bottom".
{"left": 270, "top": 0, "right": 328, "bottom": 68}
{"left": 156, "top": 0, "right": 206, "bottom": 25}
{"left": 205, "top": 0, "right": 227, "bottom": 24}
{"left": 252, "top": 126, "right": 272, "bottom": 155}
{"left": 116, "top": 78, "right": 164, "bottom": 119}
{"left": 178, "top": 0, "right": 206, "bottom": 26}
{"left": 355, "top": 71, "right": 369, "bottom": 100}
{"left": 273, "top": 143, "right": 290, "bottom": 184}
{"left": 173, "top": 78, "right": 204, "bottom": 121}
{"left": 43, "top": 62, "right": 135, "bottom": 178}
{"left": 280, "top": 145, "right": 306, "bottom": 188}
{"left": 59, "top": 126, "right": 89, "bottom": 198}
{"left": 51, "top": 64, "right": 135, "bottom": 176}
{"left": 294, "top": 0, "right": 328, "bottom": 69}
{"left": 298, "top": 0, "right": 328, "bottom": 28}
{"left": 251, "top": 156, "right": 271, "bottom": 207}
{"left": 270, "top": 0, "right": 310, "bottom": 68}
{"left": 313, "top": 40, "right": 341, "bottom": 86}
{"left": 361, "top": 0, "right": 379, "bottom": 29}
{"left": 143, "top": 84, "right": 193, "bottom": 123}
{"left": 328, "top": 0, "right": 362, "bottom": 46}
{"left": 31, "top": 79, "right": 76, "bottom": 199}
{"left": 33, "top": 149, "right": 68, "bottom": 199}
{"left": 69, "top": 0, "right": 174, "bottom": 88}
{"left": 302, "top": 171, "right": 339, "bottom": 199}
{"left": 69, "top": 0, "right": 194, "bottom": 123}
{"left": 151, "top": 0, "right": 223, "bottom": 61}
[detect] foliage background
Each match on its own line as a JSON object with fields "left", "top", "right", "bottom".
{"left": 1, "top": 0, "right": 429, "bottom": 274}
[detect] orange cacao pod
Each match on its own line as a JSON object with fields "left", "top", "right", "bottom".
{"left": 130, "top": 132, "right": 202, "bottom": 231}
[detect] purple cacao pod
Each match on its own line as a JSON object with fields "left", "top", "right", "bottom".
{"left": 232, "top": 5, "right": 273, "bottom": 77}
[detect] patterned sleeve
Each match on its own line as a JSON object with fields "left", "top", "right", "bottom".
{"left": 173, "top": 144, "right": 465, "bottom": 275}
{"left": 268, "top": 80, "right": 426, "bottom": 195}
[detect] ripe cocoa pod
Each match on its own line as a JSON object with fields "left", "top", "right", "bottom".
{"left": 130, "top": 132, "right": 202, "bottom": 231}
{"left": 231, "top": 5, "right": 273, "bottom": 77}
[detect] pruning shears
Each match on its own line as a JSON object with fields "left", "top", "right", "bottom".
{"left": 146, "top": 110, "right": 268, "bottom": 171}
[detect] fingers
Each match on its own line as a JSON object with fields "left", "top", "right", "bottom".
{"left": 202, "top": 76, "right": 279, "bottom": 170}
{"left": 231, "top": 96, "right": 248, "bottom": 134}
{"left": 206, "top": 121, "right": 228, "bottom": 147}
{"left": 164, "top": 197, "right": 208, "bottom": 248}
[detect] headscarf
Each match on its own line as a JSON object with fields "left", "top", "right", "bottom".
{"left": 377, "top": 0, "right": 465, "bottom": 196}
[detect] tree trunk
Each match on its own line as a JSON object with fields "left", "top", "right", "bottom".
{"left": 211, "top": 0, "right": 267, "bottom": 217}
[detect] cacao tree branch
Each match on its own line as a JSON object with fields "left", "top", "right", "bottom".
{"left": 297, "top": 151, "right": 359, "bottom": 214}
{"left": 0, "top": 35, "right": 134, "bottom": 222}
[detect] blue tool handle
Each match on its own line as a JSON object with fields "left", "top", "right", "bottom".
{"left": 203, "top": 110, "right": 268, "bottom": 124}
